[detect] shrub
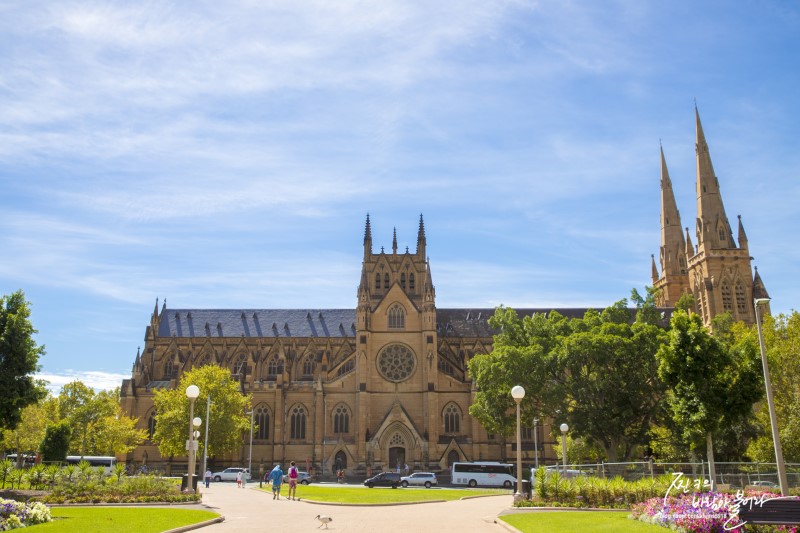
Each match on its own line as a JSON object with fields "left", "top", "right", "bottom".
{"left": 0, "top": 498, "right": 52, "bottom": 529}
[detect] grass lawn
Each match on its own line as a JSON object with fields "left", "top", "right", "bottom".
{"left": 260, "top": 484, "right": 507, "bottom": 504}
{"left": 32, "top": 507, "right": 219, "bottom": 533}
{"left": 500, "top": 511, "right": 665, "bottom": 533}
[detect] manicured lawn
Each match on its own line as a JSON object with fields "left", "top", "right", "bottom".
{"left": 32, "top": 507, "right": 219, "bottom": 533}
{"left": 260, "top": 484, "right": 506, "bottom": 504}
{"left": 500, "top": 511, "right": 664, "bottom": 533}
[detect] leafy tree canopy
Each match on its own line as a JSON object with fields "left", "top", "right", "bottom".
{"left": 744, "top": 311, "right": 800, "bottom": 462}
{"left": 57, "top": 382, "right": 145, "bottom": 456}
{"left": 152, "top": 365, "right": 251, "bottom": 459}
{"left": 469, "top": 298, "right": 667, "bottom": 461}
{"left": 656, "top": 310, "right": 762, "bottom": 452}
{"left": 0, "top": 290, "right": 46, "bottom": 430}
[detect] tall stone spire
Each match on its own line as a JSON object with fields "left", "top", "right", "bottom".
{"left": 392, "top": 227, "right": 398, "bottom": 254}
{"left": 416, "top": 214, "right": 426, "bottom": 257}
{"left": 695, "top": 107, "right": 735, "bottom": 251}
{"left": 363, "top": 213, "right": 372, "bottom": 258}
{"left": 653, "top": 146, "right": 690, "bottom": 307}
{"left": 659, "top": 146, "right": 687, "bottom": 276}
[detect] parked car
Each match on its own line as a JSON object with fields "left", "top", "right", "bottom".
{"left": 363, "top": 472, "right": 402, "bottom": 488}
{"left": 400, "top": 472, "right": 437, "bottom": 488}
{"left": 749, "top": 480, "right": 780, "bottom": 489}
{"left": 283, "top": 471, "right": 313, "bottom": 485}
{"left": 212, "top": 467, "right": 250, "bottom": 482}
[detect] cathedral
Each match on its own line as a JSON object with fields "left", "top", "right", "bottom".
{"left": 120, "top": 108, "right": 766, "bottom": 479}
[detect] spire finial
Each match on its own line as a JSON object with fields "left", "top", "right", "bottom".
{"left": 392, "top": 227, "right": 397, "bottom": 254}
{"left": 416, "top": 213, "right": 427, "bottom": 255}
{"left": 363, "top": 213, "right": 373, "bottom": 256}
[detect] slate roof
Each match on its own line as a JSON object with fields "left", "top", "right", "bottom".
{"left": 435, "top": 308, "right": 593, "bottom": 337}
{"left": 157, "top": 307, "right": 673, "bottom": 339}
{"left": 158, "top": 309, "right": 357, "bottom": 338}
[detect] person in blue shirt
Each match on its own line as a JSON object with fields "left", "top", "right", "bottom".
{"left": 267, "top": 464, "right": 284, "bottom": 500}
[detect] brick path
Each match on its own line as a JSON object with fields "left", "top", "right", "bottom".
{"left": 196, "top": 482, "right": 514, "bottom": 532}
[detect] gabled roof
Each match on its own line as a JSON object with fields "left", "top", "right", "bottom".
{"left": 156, "top": 306, "right": 673, "bottom": 340}
{"left": 157, "top": 309, "right": 357, "bottom": 338}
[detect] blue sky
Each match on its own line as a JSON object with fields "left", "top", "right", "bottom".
{"left": 1, "top": 1, "right": 798, "bottom": 392}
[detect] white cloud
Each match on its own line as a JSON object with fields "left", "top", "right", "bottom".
{"left": 37, "top": 370, "right": 128, "bottom": 394}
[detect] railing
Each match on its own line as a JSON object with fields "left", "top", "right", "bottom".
{"left": 545, "top": 461, "right": 800, "bottom": 488}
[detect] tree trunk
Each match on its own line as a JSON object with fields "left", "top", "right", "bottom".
{"left": 706, "top": 432, "right": 717, "bottom": 492}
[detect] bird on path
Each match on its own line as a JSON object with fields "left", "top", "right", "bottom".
{"left": 315, "top": 514, "right": 333, "bottom": 529}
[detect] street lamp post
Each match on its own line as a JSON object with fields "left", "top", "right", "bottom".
{"left": 533, "top": 418, "right": 539, "bottom": 469}
{"left": 754, "top": 297, "right": 789, "bottom": 496}
{"left": 511, "top": 385, "right": 525, "bottom": 502}
{"left": 247, "top": 409, "right": 254, "bottom": 486}
{"left": 185, "top": 385, "right": 200, "bottom": 492}
{"left": 201, "top": 395, "right": 211, "bottom": 478}
{"left": 560, "top": 423, "right": 569, "bottom": 475}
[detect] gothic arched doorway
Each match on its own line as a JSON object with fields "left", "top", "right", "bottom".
{"left": 388, "top": 433, "right": 405, "bottom": 470}
{"left": 333, "top": 450, "right": 347, "bottom": 473}
{"left": 447, "top": 450, "right": 459, "bottom": 467}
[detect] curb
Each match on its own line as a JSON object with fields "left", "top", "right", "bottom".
{"left": 297, "top": 498, "right": 446, "bottom": 507}
{"left": 162, "top": 516, "right": 225, "bottom": 533}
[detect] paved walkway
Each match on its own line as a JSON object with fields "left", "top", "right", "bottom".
{"left": 197, "top": 482, "right": 514, "bottom": 532}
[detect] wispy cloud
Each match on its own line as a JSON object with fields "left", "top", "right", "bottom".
{"left": 37, "top": 370, "right": 129, "bottom": 394}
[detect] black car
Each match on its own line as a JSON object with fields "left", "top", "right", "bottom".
{"left": 363, "top": 472, "right": 402, "bottom": 488}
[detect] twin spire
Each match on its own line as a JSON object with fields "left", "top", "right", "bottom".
{"left": 363, "top": 214, "right": 427, "bottom": 256}
{"left": 656, "top": 106, "right": 741, "bottom": 278}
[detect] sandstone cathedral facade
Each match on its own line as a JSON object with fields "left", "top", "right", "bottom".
{"left": 120, "top": 109, "right": 767, "bottom": 478}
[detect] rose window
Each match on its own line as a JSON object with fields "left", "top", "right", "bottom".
{"left": 377, "top": 344, "right": 416, "bottom": 382}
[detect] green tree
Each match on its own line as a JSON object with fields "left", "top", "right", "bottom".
{"left": 469, "top": 302, "right": 667, "bottom": 461}
{"left": 58, "top": 381, "right": 114, "bottom": 455}
{"left": 40, "top": 420, "right": 72, "bottom": 463}
{"left": 468, "top": 307, "right": 570, "bottom": 438}
{"left": 1, "top": 401, "right": 49, "bottom": 467}
{"left": 152, "top": 366, "right": 250, "bottom": 458}
{"left": 656, "top": 310, "right": 762, "bottom": 486}
{"left": 553, "top": 302, "right": 667, "bottom": 461}
{"left": 57, "top": 383, "right": 145, "bottom": 456}
{"left": 744, "top": 311, "right": 800, "bottom": 462}
{"left": 0, "top": 290, "right": 46, "bottom": 430}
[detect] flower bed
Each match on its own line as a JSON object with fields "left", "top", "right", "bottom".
{"left": 630, "top": 491, "right": 799, "bottom": 533}
{"left": 0, "top": 498, "right": 52, "bottom": 530}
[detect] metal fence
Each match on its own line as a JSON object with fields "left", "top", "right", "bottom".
{"left": 550, "top": 461, "right": 800, "bottom": 489}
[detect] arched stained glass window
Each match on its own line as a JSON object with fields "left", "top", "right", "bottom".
{"left": 333, "top": 405, "right": 350, "bottom": 434}
{"left": 384, "top": 273, "right": 390, "bottom": 289}
{"left": 302, "top": 357, "right": 315, "bottom": 378}
{"left": 147, "top": 410, "right": 157, "bottom": 441}
{"left": 290, "top": 405, "right": 307, "bottom": 440}
{"left": 255, "top": 405, "right": 270, "bottom": 440}
{"left": 388, "top": 305, "right": 405, "bottom": 329}
{"left": 443, "top": 403, "right": 461, "bottom": 434}
{"left": 163, "top": 359, "right": 176, "bottom": 379}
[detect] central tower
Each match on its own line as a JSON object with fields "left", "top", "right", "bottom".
{"left": 354, "top": 215, "right": 440, "bottom": 470}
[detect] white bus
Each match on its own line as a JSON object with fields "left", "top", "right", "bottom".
{"left": 451, "top": 461, "right": 516, "bottom": 488}
{"left": 65, "top": 456, "right": 117, "bottom": 473}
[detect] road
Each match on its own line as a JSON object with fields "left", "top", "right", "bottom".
{"left": 197, "top": 481, "right": 515, "bottom": 532}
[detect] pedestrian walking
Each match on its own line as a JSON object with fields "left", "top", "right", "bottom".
{"left": 204, "top": 469, "right": 212, "bottom": 488}
{"left": 287, "top": 461, "right": 299, "bottom": 500}
{"left": 236, "top": 470, "right": 242, "bottom": 488}
{"left": 268, "top": 463, "right": 284, "bottom": 499}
